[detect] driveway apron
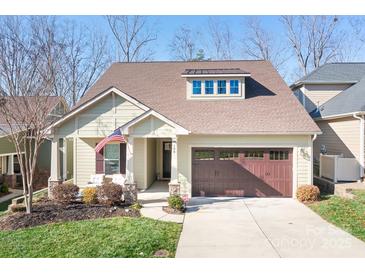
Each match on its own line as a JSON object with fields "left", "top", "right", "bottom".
{"left": 175, "top": 197, "right": 365, "bottom": 258}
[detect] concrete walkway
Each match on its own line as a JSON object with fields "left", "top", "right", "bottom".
{"left": 176, "top": 197, "right": 365, "bottom": 258}
{"left": 0, "top": 188, "right": 23, "bottom": 203}
{"left": 138, "top": 181, "right": 184, "bottom": 223}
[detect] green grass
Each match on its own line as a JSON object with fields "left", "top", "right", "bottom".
{"left": 0, "top": 217, "right": 182, "bottom": 258}
{"left": 308, "top": 190, "right": 365, "bottom": 242}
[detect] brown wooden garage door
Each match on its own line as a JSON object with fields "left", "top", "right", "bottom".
{"left": 192, "top": 148, "right": 293, "bottom": 197}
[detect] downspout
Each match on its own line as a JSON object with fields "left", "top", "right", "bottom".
{"left": 353, "top": 113, "right": 365, "bottom": 181}
{"left": 310, "top": 134, "right": 317, "bottom": 184}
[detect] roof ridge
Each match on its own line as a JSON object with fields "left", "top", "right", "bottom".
{"left": 112, "top": 59, "right": 268, "bottom": 65}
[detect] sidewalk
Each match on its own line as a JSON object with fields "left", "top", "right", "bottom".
{"left": 0, "top": 188, "right": 23, "bottom": 203}
{"left": 138, "top": 181, "right": 184, "bottom": 224}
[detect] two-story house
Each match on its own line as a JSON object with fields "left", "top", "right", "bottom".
{"left": 291, "top": 63, "right": 365, "bottom": 181}
{"left": 48, "top": 60, "right": 320, "bottom": 198}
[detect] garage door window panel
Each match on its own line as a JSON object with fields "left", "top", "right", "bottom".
{"left": 219, "top": 151, "right": 239, "bottom": 160}
{"left": 194, "top": 150, "right": 215, "bottom": 160}
{"left": 269, "top": 150, "right": 289, "bottom": 160}
{"left": 244, "top": 151, "right": 264, "bottom": 160}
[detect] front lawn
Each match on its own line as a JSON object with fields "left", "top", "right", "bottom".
{"left": 308, "top": 190, "right": 365, "bottom": 242}
{"left": 0, "top": 217, "right": 182, "bottom": 258}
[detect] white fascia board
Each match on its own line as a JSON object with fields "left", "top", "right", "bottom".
{"left": 313, "top": 111, "right": 365, "bottom": 121}
{"left": 121, "top": 110, "right": 190, "bottom": 135}
{"left": 47, "top": 87, "right": 150, "bottom": 130}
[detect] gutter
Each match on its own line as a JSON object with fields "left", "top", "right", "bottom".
{"left": 353, "top": 113, "right": 365, "bottom": 180}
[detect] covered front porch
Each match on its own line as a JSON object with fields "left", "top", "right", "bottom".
{"left": 49, "top": 110, "right": 188, "bottom": 193}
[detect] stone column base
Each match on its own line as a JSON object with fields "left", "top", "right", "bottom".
{"left": 48, "top": 178, "right": 62, "bottom": 199}
{"left": 123, "top": 182, "right": 138, "bottom": 205}
{"left": 168, "top": 182, "right": 180, "bottom": 196}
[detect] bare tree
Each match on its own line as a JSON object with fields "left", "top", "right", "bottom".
{"left": 207, "top": 17, "right": 234, "bottom": 60}
{"left": 0, "top": 16, "right": 63, "bottom": 213}
{"left": 169, "top": 25, "right": 207, "bottom": 61}
{"left": 282, "top": 16, "right": 342, "bottom": 76}
{"left": 106, "top": 16, "right": 157, "bottom": 62}
{"left": 243, "top": 17, "right": 289, "bottom": 72}
{"left": 60, "top": 21, "right": 110, "bottom": 106}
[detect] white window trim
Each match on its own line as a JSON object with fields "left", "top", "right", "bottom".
{"left": 189, "top": 78, "right": 243, "bottom": 99}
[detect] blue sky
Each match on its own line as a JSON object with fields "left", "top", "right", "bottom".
{"left": 66, "top": 15, "right": 363, "bottom": 83}
{"left": 71, "top": 15, "right": 283, "bottom": 59}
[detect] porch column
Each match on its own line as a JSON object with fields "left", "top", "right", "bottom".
{"left": 169, "top": 137, "right": 180, "bottom": 196}
{"left": 50, "top": 137, "right": 60, "bottom": 181}
{"left": 170, "top": 137, "right": 178, "bottom": 184}
{"left": 63, "top": 138, "right": 67, "bottom": 180}
{"left": 7, "top": 155, "right": 14, "bottom": 175}
{"left": 126, "top": 136, "right": 134, "bottom": 183}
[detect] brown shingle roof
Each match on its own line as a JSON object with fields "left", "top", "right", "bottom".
{"left": 182, "top": 68, "right": 249, "bottom": 75}
{"left": 76, "top": 60, "right": 320, "bottom": 135}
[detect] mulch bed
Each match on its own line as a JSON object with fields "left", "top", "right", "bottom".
{"left": 0, "top": 199, "right": 140, "bottom": 231}
{"left": 162, "top": 206, "right": 185, "bottom": 215}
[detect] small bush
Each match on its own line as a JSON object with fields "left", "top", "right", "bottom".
{"left": 130, "top": 202, "right": 143, "bottom": 210}
{"left": 96, "top": 183, "right": 123, "bottom": 206}
{"left": 52, "top": 183, "right": 79, "bottom": 204}
{"left": 296, "top": 185, "right": 320, "bottom": 202}
{"left": 167, "top": 195, "right": 184, "bottom": 211}
{"left": 0, "top": 184, "right": 9, "bottom": 193}
{"left": 82, "top": 187, "right": 98, "bottom": 204}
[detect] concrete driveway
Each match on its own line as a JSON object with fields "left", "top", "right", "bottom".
{"left": 176, "top": 197, "right": 365, "bottom": 258}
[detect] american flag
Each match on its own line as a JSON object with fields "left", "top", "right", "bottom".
{"left": 95, "top": 128, "right": 126, "bottom": 153}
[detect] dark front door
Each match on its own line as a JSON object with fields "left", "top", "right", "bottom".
{"left": 192, "top": 148, "right": 293, "bottom": 197}
{"left": 163, "top": 141, "right": 172, "bottom": 178}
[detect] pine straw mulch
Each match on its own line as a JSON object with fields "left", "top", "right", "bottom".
{"left": 0, "top": 199, "right": 140, "bottom": 231}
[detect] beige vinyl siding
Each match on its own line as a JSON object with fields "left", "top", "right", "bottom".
{"left": 75, "top": 138, "right": 99, "bottom": 185}
{"left": 177, "top": 134, "right": 312, "bottom": 197}
{"left": 133, "top": 138, "right": 145, "bottom": 189}
{"left": 56, "top": 92, "right": 145, "bottom": 138}
{"left": 0, "top": 137, "right": 17, "bottom": 155}
{"left": 146, "top": 138, "right": 156, "bottom": 188}
{"left": 314, "top": 117, "right": 361, "bottom": 162}
{"left": 293, "top": 84, "right": 352, "bottom": 113}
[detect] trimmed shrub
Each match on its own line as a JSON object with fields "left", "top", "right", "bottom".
{"left": 0, "top": 184, "right": 9, "bottom": 193}
{"left": 167, "top": 195, "right": 184, "bottom": 211}
{"left": 130, "top": 202, "right": 143, "bottom": 210}
{"left": 296, "top": 185, "right": 320, "bottom": 202}
{"left": 96, "top": 183, "right": 123, "bottom": 206}
{"left": 52, "top": 183, "right": 80, "bottom": 204}
{"left": 82, "top": 187, "right": 98, "bottom": 204}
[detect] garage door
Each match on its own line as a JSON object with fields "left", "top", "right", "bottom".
{"left": 192, "top": 148, "right": 293, "bottom": 197}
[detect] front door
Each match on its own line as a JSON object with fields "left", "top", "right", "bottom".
{"left": 163, "top": 141, "right": 172, "bottom": 178}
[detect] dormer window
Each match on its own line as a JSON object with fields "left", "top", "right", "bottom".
{"left": 205, "top": 80, "right": 214, "bottom": 94}
{"left": 230, "top": 80, "right": 239, "bottom": 94}
{"left": 217, "top": 80, "right": 226, "bottom": 94}
{"left": 192, "top": 80, "right": 201, "bottom": 94}
{"left": 182, "top": 68, "right": 250, "bottom": 100}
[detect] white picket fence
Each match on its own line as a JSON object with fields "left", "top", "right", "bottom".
{"left": 319, "top": 154, "right": 360, "bottom": 182}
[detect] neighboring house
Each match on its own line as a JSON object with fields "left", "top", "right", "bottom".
{"left": 291, "top": 62, "right": 365, "bottom": 181}
{"left": 0, "top": 96, "right": 68, "bottom": 188}
{"left": 48, "top": 60, "right": 320, "bottom": 198}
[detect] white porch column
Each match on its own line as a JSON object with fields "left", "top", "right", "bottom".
{"left": 7, "top": 155, "right": 14, "bottom": 175}
{"left": 126, "top": 136, "right": 134, "bottom": 183}
{"left": 63, "top": 138, "right": 67, "bottom": 180}
{"left": 50, "top": 137, "right": 60, "bottom": 181}
{"left": 170, "top": 137, "right": 178, "bottom": 184}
